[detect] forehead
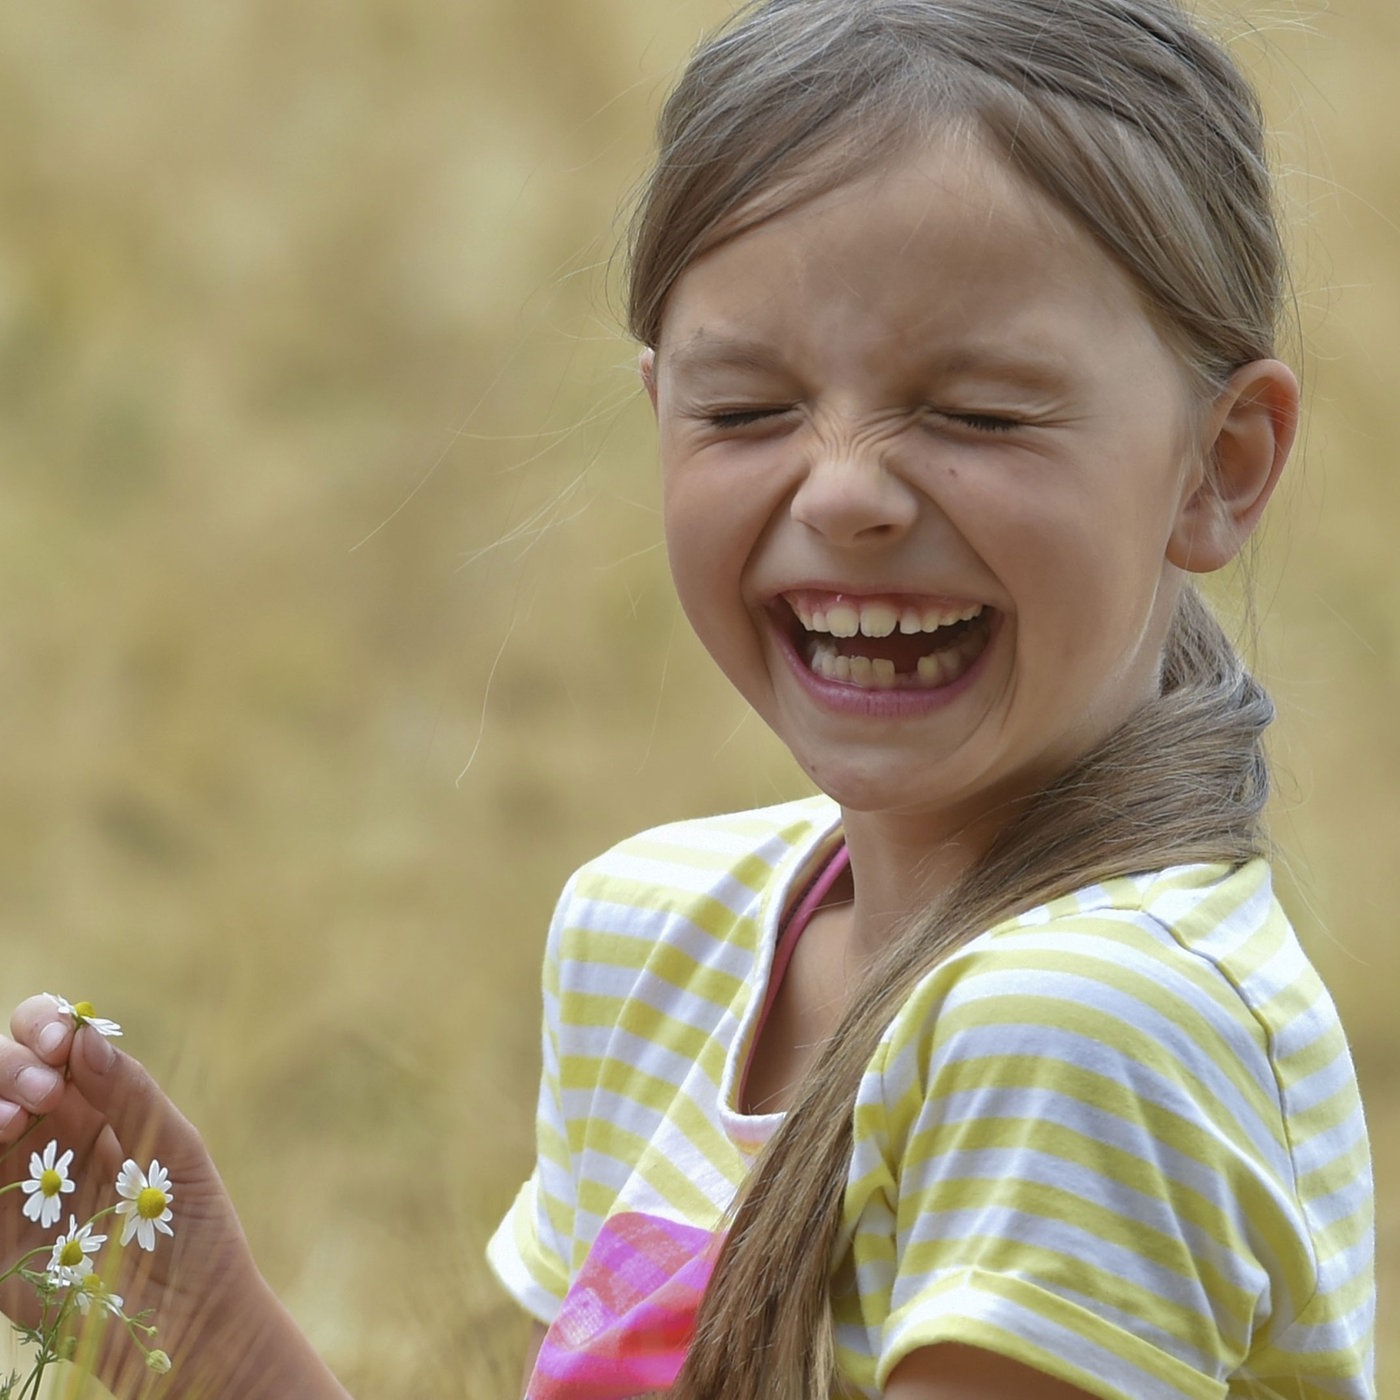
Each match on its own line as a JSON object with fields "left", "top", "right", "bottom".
{"left": 656, "top": 137, "right": 1171, "bottom": 380}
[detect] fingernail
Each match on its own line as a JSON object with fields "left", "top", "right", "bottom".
{"left": 0, "top": 1101, "right": 21, "bottom": 1134}
{"left": 82, "top": 1028, "right": 115, "bottom": 1073}
{"left": 37, "top": 1022, "right": 67, "bottom": 1057}
{"left": 15, "top": 1066, "right": 60, "bottom": 1107}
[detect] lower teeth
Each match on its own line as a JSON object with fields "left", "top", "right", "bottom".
{"left": 807, "top": 639, "right": 977, "bottom": 690}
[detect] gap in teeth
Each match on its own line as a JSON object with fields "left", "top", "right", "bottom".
{"left": 807, "top": 634, "right": 982, "bottom": 691}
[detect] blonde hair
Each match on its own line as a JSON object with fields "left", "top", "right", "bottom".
{"left": 625, "top": 2, "right": 1285, "bottom": 1394}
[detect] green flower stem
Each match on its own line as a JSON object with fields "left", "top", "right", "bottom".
{"left": 17, "top": 1301, "right": 56, "bottom": 1400}
{"left": 124, "top": 1313, "right": 158, "bottom": 1342}
{"left": 0, "top": 1241, "right": 64, "bottom": 1288}
{"left": 18, "top": 1278, "right": 80, "bottom": 1400}
{"left": 0, "top": 1115, "right": 47, "bottom": 1169}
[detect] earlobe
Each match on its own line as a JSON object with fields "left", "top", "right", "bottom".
{"left": 639, "top": 348, "right": 658, "bottom": 413}
{"left": 1167, "top": 358, "right": 1299, "bottom": 573}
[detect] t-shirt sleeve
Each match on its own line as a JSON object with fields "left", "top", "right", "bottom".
{"left": 485, "top": 875, "right": 581, "bottom": 1324}
{"left": 845, "top": 912, "right": 1313, "bottom": 1400}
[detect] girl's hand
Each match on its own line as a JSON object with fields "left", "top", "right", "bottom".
{"left": 0, "top": 996, "right": 352, "bottom": 1399}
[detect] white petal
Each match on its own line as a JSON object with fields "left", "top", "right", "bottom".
{"left": 51, "top": 1258, "right": 92, "bottom": 1287}
{"left": 21, "top": 1193, "right": 42, "bottom": 1223}
{"left": 55, "top": 1148, "right": 73, "bottom": 1174}
{"left": 118, "top": 1211, "right": 139, "bottom": 1247}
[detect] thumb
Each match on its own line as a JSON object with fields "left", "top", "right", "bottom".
{"left": 67, "top": 1026, "right": 213, "bottom": 1184}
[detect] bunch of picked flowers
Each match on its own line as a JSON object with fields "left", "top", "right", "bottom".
{"left": 0, "top": 997, "right": 174, "bottom": 1393}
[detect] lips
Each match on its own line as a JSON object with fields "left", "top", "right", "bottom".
{"left": 778, "top": 590, "right": 992, "bottom": 691}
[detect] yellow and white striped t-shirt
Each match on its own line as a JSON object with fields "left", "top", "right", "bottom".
{"left": 488, "top": 796, "right": 1375, "bottom": 1399}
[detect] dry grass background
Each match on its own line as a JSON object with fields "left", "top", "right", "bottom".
{"left": 0, "top": 0, "right": 1393, "bottom": 1393}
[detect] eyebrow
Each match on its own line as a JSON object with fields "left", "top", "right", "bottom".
{"left": 935, "top": 347, "right": 1075, "bottom": 395}
{"left": 663, "top": 336, "right": 1074, "bottom": 397}
{"left": 660, "top": 337, "right": 788, "bottom": 379}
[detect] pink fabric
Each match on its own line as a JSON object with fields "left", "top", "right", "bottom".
{"left": 528, "top": 1213, "right": 718, "bottom": 1398}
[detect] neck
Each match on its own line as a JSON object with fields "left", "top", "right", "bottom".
{"left": 839, "top": 802, "right": 1015, "bottom": 960}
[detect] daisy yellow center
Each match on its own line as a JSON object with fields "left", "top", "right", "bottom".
{"left": 58, "top": 1240, "right": 84, "bottom": 1268}
{"left": 40, "top": 1170, "right": 63, "bottom": 1197}
{"left": 136, "top": 1187, "right": 167, "bottom": 1219}
{"left": 73, "top": 1001, "right": 95, "bottom": 1018}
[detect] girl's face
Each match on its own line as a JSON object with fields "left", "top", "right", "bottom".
{"left": 646, "top": 138, "right": 1223, "bottom": 836}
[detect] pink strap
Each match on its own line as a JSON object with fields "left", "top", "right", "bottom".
{"left": 744, "top": 844, "right": 850, "bottom": 1096}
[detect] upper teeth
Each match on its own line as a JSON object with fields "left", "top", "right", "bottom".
{"left": 790, "top": 598, "right": 984, "bottom": 638}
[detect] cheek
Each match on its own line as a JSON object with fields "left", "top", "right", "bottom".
{"left": 661, "top": 477, "right": 713, "bottom": 599}
{"left": 662, "top": 481, "right": 791, "bottom": 723}
{"left": 661, "top": 478, "right": 756, "bottom": 650}
{"left": 964, "top": 477, "right": 1168, "bottom": 636}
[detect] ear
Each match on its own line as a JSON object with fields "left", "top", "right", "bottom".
{"left": 639, "top": 348, "right": 658, "bottom": 413}
{"left": 1167, "top": 358, "right": 1299, "bottom": 573}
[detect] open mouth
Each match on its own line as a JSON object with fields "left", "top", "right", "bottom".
{"left": 782, "top": 591, "right": 993, "bottom": 691}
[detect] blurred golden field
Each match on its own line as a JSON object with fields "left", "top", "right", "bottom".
{"left": 0, "top": 0, "right": 1394, "bottom": 1393}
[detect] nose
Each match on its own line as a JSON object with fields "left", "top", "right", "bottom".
{"left": 788, "top": 437, "right": 919, "bottom": 546}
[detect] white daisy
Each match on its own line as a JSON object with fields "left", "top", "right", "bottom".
{"left": 47, "top": 1216, "right": 106, "bottom": 1286}
{"left": 47, "top": 1256, "right": 92, "bottom": 1290}
{"left": 21, "top": 1140, "right": 75, "bottom": 1229}
{"left": 44, "top": 994, "right": 122, "bottom": 1038}
{"left": 74, "top": 1273, "right": 124, "bottom": 1318}
{"left": 113, "top": 1159, "right": 174, "bottom": 1251}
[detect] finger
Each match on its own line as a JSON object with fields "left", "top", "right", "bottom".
{"left": 0, "top": 995, "right": 77, "bottom": 1139}
{"left": 0, "top": 1030, "right": 66, "bottom": 1129}
{"left": 11, "top": 994, "right": 75, "bottom": 1066}
{"left": 67, "top": 1027, "right": 212, "bottom": 1183}
{"left": 0, "top": 1095, "right": 28, "bottom": 1143}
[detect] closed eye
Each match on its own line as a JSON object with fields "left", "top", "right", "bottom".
{"left": 704, "top": 407, "right": 793, "bottom": 430}
{"left": 924, "top": 407, "right": 1026, "bottom": 435}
